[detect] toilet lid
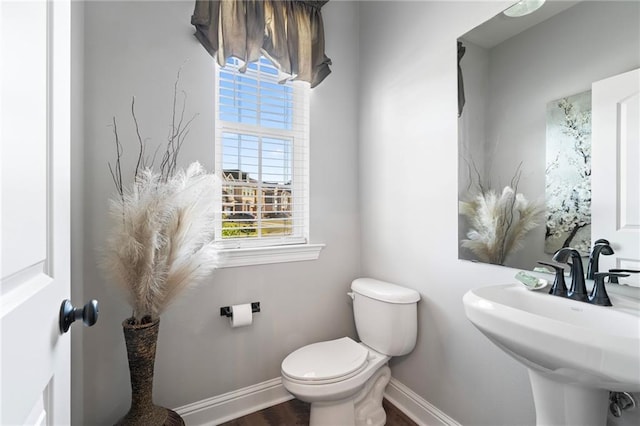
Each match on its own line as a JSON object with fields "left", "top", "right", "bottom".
{"left": 281, "top": 337, "right": 368, "bottom": 382}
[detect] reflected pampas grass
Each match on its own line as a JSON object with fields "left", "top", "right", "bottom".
{"left": 459, "top": 186, "right": 543, "bottom": 265}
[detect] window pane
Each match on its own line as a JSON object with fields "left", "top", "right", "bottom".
{"left": 219, "top": 58, "right": 293, "bottom": 130}
{"left": 222, "top": 133, "right": 259, "bottom": 179}
{"left": 220, "top": 132, "right": 293, "bottom": 238}
{"left": 217, "top": 56, "right": 307, "bottom": 244}
{"left": 263, "top": 137, "right": 292, "bottom": 184}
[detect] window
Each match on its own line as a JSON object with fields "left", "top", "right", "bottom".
{"left": 214, "top": 57, "right": 321, "bottom": 264}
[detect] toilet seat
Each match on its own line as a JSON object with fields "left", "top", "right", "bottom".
{"left": 281, "top": 337, "right": 369, "bottom": 385}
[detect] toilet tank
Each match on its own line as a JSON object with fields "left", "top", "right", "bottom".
{"left": 351, "top": 278, "right": 420, "bottom": 356}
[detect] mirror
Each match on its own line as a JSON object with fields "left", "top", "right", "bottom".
{"left": 457, "top": 0, "right": 640, "bottom": 271}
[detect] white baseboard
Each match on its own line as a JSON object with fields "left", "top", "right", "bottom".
{"left": 384, "top": 378, "right": 461, "bottom": 426}
{"left": 174, "top": 377, "right": 293, "bottom": 426}
{"left": 174, "top": 376, "right": 459, "bottom": 426}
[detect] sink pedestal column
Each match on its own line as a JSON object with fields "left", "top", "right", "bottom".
{"left": 528, "top": 370, "right": 609, "bottom": 426}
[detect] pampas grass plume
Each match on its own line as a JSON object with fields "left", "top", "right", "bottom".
{"left": 103, "top": 162, "right": 220, "bottom": 322}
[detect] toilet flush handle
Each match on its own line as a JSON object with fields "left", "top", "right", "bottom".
{"left": 347, "top": 292, "right": 355, "bottom": 300}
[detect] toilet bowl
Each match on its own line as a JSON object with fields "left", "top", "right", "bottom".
{"left": 280, "top": 278, "right": 420, "bottom": 426}
{"left": 281, "top": 337, "right": 390, "bottom": 401}
{"left": 281, "top": 337, "right": 391, "bottom": 426}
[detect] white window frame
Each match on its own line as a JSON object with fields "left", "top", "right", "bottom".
{"left": 213, "top": 58, "right": 324, "bottom": 267}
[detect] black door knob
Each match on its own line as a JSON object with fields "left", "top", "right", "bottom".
{"left": 59, "top": 299, "right": 99, "bottom": 333}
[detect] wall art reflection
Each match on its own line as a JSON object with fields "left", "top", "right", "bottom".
{"left": 544, "top": 90, "right": 592, "bottom": 255}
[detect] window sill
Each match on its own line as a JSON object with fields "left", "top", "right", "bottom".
{"left": 216, "top": 243, "right": 325, "bottom": 268}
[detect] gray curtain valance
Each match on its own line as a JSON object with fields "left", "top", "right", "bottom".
{"left": 191, "top": 0, "right": 332, "bottom": 88}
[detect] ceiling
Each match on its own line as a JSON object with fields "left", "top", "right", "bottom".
{"left": 461, "top": 1, "right": 581, "bottom": 49}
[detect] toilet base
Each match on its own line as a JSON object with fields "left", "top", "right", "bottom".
{"left": 308, "top": 365, "right": 391, "bottom": 426}
{"left": 310, "top": 400, "right": 355, "bottom": 426}
{"left": 354, "top": 365, "right": 390, "bottom": 426}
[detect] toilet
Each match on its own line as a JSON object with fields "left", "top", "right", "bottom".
{"left": 281, "top": 278, "right": 420, "bottom": 426}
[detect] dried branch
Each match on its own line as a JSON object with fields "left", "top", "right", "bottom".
{"left": 108, "top": 117, "right": 124, "bottom": 202}
{"left": 131, "top": 97, "right": 145, "bottom": 183}
{"left": 109, "top": 66, "right": 197, "bottom": 192}
{"left": 463, "top": 157, "right": 490, "bottom": 195}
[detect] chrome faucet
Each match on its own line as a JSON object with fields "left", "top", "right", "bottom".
{"left": 586, "top": 239, "right": 614, "bottom": 280}
{"left": 552, "top": 248, "right": 588, "bottom": 302}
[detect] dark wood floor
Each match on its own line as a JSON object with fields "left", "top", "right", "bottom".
{"left": 219, "top": 398, "right": 417, "bottom": 426}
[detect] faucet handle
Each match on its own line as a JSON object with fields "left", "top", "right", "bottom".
{"left": 537, "top": 261, "right": 567, "bottom": 297}
{"left": 590, "top": 272, "right": 630, "bottom": 306}
{"left": 608, "top": 268, "right": 640, "bottom": 284}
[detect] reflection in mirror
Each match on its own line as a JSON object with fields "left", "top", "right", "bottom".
{"left": 457, "top": 0, "right": 640, "bottom": 272}
{"left": 544, "top": 90, "right": 591, "bottom": 255}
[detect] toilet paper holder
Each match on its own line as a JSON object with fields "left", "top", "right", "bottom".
{"left": 220, "top": 302, "right": 260, "bottom": 318}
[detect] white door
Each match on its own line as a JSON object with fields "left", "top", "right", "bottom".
{"left": 1, "top": 0, "right": 72, "bottom": 424}
{"left": 592, "top": 68, "right": 640, "bottom": 286}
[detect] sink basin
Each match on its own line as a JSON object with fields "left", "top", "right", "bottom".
{"left": 463, "top": 283, "right": 640, "bottom": 425}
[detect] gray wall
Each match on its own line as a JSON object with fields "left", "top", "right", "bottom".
{"left": 74, "top": 1, "right": 360, "bottom": 424}
{"left": 358, "top": 2, "right": 533, "bottom": 423}
{"left": 70, "top": 0, "right": 85, "bottom": 424}
{"left": 359, "top": 1, "right": 639, "bottom": 425}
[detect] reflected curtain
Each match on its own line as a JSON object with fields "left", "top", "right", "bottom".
{"left": 457, "top": 41, "right": 466, "bottom": 117}
{"left": 191, "top": 0, "right": 332, "bottom": 88}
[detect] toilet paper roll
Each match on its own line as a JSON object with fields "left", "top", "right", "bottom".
{"left": 230, "top": 304, "right": 253, "bottom": 328}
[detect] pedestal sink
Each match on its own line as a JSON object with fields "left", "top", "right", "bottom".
{"left": 463, "top": 283, "right": 640, "bottom": 426}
